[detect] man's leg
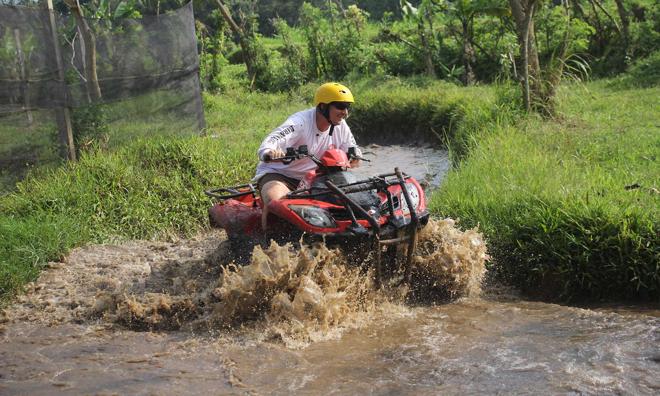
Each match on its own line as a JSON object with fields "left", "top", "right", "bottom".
{"left": 260, "top": 180, "right": 291, "bottom": 231}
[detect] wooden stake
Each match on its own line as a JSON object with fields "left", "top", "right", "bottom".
{"left": 46, "top": 0, "right": 76, "bottom": 161}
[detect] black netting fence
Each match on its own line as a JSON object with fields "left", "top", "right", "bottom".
{"left": 0, "top": 1, "right": 205, "bottom": 191}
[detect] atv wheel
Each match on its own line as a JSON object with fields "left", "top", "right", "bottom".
{"left": 227, "top": 234, "right": 257, "bottom": 265}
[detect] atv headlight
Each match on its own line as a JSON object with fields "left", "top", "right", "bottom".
{"left": 401, "top": 182, "right": 421, "bottom": 214}
{"left": 289, "top": 205, "right": 337, "bottom": 228}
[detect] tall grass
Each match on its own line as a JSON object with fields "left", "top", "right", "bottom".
{"left": 430, "top": 81, "right": 659, "bottom": 301}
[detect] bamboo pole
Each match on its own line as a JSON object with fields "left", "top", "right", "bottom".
{"left": 46, "top": 0, "right": 76, "bottom": 161}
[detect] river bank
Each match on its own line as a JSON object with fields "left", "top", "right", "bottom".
{"left": 431, "top": 80, "right": 659, "bottom": 300}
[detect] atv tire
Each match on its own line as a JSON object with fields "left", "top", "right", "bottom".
{"left": 227, "top": 234, "right": 257, "bottom": 265}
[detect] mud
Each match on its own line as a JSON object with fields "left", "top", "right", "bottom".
{"left": 2, "top": 218, "right": 485, "bottom": 345}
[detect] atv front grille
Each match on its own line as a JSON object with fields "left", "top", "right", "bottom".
{"left": 328, "top": 207, "right": 381, "bottom": 222}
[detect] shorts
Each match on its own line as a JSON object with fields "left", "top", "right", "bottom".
{"left": 257, "top": 173, "right": 301, "bottom": 192}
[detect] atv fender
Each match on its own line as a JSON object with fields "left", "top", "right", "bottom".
{"left": 209, "top": 200, "right": 263, "bottom": 237}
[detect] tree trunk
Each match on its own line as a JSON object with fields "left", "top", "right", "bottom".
{"left": 509, "top": 0, "right": 538, "bottom": 112}
{"left": 418, "top": 20, "right": 436, "bottom": 78}
{"left": 541, "top": 0, "right": 572, "bottom": 116}
{"left": 46, "top": 0, "right": 76, "bottom": 161}
{"left": 214, "top": 0, "right": 258, "bottom": 87}
{"left": 461, "top": 18, "right": 476, "bottom": 85}
{"left": 570, "top": 0, "right": 585, "bottom": 18}
{"left": 587, "top": 0, "right": 605, "bottom": 53}
{"left": 614, "top": 0, "right": 631, "bottom": 60}
{"left": 64, "top": 0, "right": 101, "bottom": 101}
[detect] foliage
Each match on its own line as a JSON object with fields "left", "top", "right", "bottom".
{"left": 191, "top": 0, "right": 658, "bottom": 94}
{"left": 299, "top": 2, "right": 371, "bottom": 81}
{"left": 197, "top": 14, "right": 231, "bottom": 92}
{"left": 430, "top": 81, "right": 660, "bottom": 301}
{"left": 608, "top": 49, "right": 660, "bottom": 88}
{"left": 71, "top": 103, "right": 110, "bottom": 153}
{"left": 348, "top": 77, "right": 500, "bottom": 159}
{"left": 270, "top": 18, "right": 308, "bottom": 91}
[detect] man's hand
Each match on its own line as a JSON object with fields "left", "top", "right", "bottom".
{"left": 349, "top": 159, "right": 360, "bottom": 168}
{"left": 262, "top": 148, "right": 286, "bottom": 161}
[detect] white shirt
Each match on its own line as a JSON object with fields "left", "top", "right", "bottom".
{"left": 254, "top": 108, "right": 362, "bottom": 181}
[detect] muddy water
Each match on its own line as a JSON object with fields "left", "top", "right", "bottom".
{"left": 1, "top": 145, "right": 659, "bottom": 395}
{"left": 353, "top": 143, "right": 451, "bottom": 189}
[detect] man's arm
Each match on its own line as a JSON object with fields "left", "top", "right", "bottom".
{"left": 257, "top": 121, "right": 301, "bottom": 161}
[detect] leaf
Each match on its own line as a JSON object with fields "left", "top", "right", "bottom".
{"left": 114, "top": 1, "right": 136, "bottom": 19}
{"left": 400, "top": 0, "right": 418, "bottom": 17}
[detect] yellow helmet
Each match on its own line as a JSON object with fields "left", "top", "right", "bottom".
{"left": 314, "top": 82, "right": 355, "bottom": 106}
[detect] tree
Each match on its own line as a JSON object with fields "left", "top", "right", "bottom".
{"left": 508, "top": 0, "right": 540, "bottom": 112}
{"left": 214, "top": 0, "right": 271, "bottom": 90}
{"left": 400, "top": 0, "right": 439, "bottom": 78}
{"left": 509, "top": 0, "right": 586, "bottom": 115}
{"left": 446, "top": 0, "right": 509, "bottom": 85}
{"left": 64, "top": 0, "right": 102, "bottom": 100}
{"left": 613, "top": 0, "right": 631, "bottom": 62}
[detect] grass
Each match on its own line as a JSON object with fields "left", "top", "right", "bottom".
{"left": 1, "top": 77, "right": 657, "bottom": 304}
{"left": 430, "top": 80, "right": 659, "bottom": 301}
{"left": 0, "top": 84, "right": 314, "bottom": 303}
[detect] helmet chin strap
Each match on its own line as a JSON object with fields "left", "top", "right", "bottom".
{"left": 319, "top": 105, "right": 336, "bottom": 136}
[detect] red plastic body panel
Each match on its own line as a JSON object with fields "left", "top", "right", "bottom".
{"left": 208, "top": 168, "right": 427, "bottom": 238}
{"left": 319, "top": 149, "right": 350, "bottom": 168}
{"left": 209, "top": 193, "right": 263, "bottom": 236}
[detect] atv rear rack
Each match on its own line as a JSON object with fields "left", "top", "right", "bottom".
{"left": 205, "top": 184, "right": 257, "bottom": 200}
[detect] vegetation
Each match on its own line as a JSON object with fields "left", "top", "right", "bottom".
{"left": 2, "top": 77, "right": 658, "bottom": 304}
{"left": 1, "top": 0, "right": 658, "bottom": 304}
{"left": 0, "top": 85, "right": 308, "bottom": 301}
{"left": 431, "top": 81, "right": 659, "bottom": 300}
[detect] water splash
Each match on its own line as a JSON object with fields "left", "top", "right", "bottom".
{"left": 412, "top": 218, "right": 488, "bottom": 300}
{"left": 2, "top": 218, "right": 488, "bottom": 347}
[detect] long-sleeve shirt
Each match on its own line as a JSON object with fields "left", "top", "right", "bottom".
{"left": 253, "top": 108, "right": 362, "bottom": 182}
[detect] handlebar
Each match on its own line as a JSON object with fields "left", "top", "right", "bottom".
{"left": 347, "top": 147, "right": 370, "bottom": 163}
{"left": 263, "top": 145, "right": 370, "bottom": 164}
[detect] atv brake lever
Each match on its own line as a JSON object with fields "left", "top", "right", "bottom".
{"left": 350, "top": 155, "right": 371, "bottom": 162}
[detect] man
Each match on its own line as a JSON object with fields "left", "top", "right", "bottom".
{"left": 254, "top": 82, "right": 362, "bottom": 230}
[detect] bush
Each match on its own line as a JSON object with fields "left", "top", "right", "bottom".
{"left": 609, "top": 50, "right": 660, "bottom": 88}
{"left": 71, "top": 103, "right": 109, "bottom": 152}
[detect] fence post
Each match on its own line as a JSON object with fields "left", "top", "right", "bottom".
{"left": 46, "top": 0, "right": 77, "bottom": 161}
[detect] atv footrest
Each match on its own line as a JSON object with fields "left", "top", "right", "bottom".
{"left": 379, "top": 235, "right": 412, "bottom": 245}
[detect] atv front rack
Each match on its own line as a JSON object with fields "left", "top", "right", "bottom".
{"left": 287, "top": 170, "right": 414, "bottom": 199}
{"left": 292, "top": 168, "right": 422, "bottom": 287}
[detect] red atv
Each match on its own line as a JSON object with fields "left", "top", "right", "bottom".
{"left": 205, "top": 146, "right": 429, "bottom": 284}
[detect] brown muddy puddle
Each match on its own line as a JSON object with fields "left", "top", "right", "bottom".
{"left": 353, "top": 144, "right": 450, "bottom": 189}
{"left": 2, "top": 145, "right": 659, "bottom": 395}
